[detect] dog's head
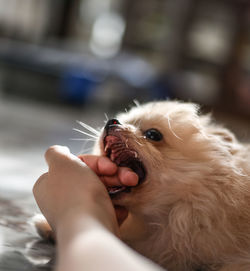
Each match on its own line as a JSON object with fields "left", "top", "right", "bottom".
{"left": 94, "top": 101, "right": 241, "bottom": 216}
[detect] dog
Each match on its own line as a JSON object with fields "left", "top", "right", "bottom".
{"left": 35, "top": 100, "right": 250, "bottom": 271}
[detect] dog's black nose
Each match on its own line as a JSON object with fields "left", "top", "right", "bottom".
{"left": 105, "top": 119, "right": 120, "bottom": 132}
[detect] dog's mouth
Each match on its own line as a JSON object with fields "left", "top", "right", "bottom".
{"left": 103, "top": 134, "right": 146, "bottom": 197}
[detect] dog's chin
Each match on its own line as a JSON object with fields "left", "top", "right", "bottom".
{"left": 110, "top": 188, "right": 144, "bottom": 212}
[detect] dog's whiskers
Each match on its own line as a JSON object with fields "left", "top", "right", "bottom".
{"left": 76, "top": 120, "right": 100, "bottom": 136}
{"left": 70, "top": 138, "right": 97, "bottom": 142}
{"left": 104, "top": 113, "right": 109, "bottom": 122}
{"left": 80, "top": 146, "right": 94, "bottom": 153}
{"left": 73, "top": 128, "right": 98, "bottom": 139}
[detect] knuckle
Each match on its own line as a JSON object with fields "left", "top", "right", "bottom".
{"left": 45, "top": 146, "right": 55, "bottom": 162}
{"left": 45, "top": 145, "right": 59, "bottom": 158}
{"left": 45, "top": 145, "right": 70, "bottom": 165}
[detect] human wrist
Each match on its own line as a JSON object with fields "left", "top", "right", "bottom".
{"left": 56, "top": 212, "right": 99, "bottom": 245}
{"left": 55, "top": 203, "right": 119, "bottom": 243}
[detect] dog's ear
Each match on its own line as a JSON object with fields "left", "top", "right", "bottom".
{"left": 210, "top": 128, "right": 235, "bottom": 143}
{"left": 213, "top": 127, "right": 237, "bottom": 143}
{"left": 208, "top": 127, "right": 240, "bottom": 155}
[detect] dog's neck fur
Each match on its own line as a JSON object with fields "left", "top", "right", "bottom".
{"left": 120, "top": 160, "right": 250, "bottom": 271}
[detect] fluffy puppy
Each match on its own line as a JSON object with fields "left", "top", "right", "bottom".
{"left": 35, "top": 101, "right": 250, "bottom": 271}
{"left": 93, "top": 100, "right": 250, "bottom": 271}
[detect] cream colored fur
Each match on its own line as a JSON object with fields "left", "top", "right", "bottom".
{"left": 35, "top": 101, "right": 250, "bottom": 271}
{"left": 94, "top": 101, "right": 250, "bottom": 271}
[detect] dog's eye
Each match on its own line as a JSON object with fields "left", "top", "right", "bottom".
{"left": 144, "top": 129, "right": 163, "bottom": 141}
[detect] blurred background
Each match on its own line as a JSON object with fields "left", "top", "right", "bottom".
{"left": 0, "top": 0, "right": 250, "bottom": 269}
{"left": 1, "top": 0, "right": 250, "bottom": 111}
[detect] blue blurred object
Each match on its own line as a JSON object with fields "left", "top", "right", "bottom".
{"left": 60, "top": 69, "right": 101, "bottom": 105}
{"left": 0, "top": 39, "right": 176, "bottom": 105}
{"left": 149, "top": 75, "right": 175, "bottom": 100}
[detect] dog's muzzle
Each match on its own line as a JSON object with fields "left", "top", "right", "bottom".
{"left": 103, "top": 119, "right": 146, "bottom": 197}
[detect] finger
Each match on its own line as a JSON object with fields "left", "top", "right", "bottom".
{"left": 45, "top": 145, "right": 72, "bottom": 166}
{"left": 78, "top": 155, "right": 117, "bottom": 176}
{"left": 97, "top": 156, "right": 117, "bottom": 175}
{"left": 118, "top": 167, "right": 139, "bottom": 186}
{"left": 100, "top": 175, "right": 122, "bottom": 187}
{"left": 33, "top": 172, "right": 48, "bottom": 197}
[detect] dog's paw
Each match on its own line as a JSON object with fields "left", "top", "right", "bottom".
{"left": 31, "top": 214, "right": 54, "bottom": 241}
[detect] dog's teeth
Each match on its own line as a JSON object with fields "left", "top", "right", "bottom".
{"left": 125, "top": 139, "right": 129, "bottom": 148}
{"left": 104, "top": 145, "right": 109, "bottom": 152}
{"left": 110, "top": 153, "right": 115, "bottom": 162}
{"left": 108, "top": 186, "right": 127, "bottom": 195}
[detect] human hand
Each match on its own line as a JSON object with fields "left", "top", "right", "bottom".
{"left": 33, "top": 145, "right": 119, "bottom": 236}
{"left": 78, "top": 154, "right": 139, "bottom": 187}
{"left": 78, "top": 154, "right": 139, "bottom": 225}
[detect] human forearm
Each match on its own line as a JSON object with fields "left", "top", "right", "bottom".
{"left": 56, "top": 215, "right": 163, "bottom": 271}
